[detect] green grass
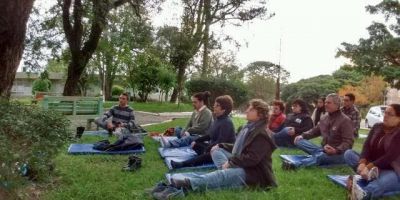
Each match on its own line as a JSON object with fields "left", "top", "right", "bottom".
{"left": 103, "top": 101, "right": 193, "bottom": 113}
{"left": 40, "top": 120, "right": 398, "bottom": 200}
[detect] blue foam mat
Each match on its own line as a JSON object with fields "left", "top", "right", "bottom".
{"left": 280, "top": 154, "right": 345, "bottom": 168}
{"left": 158, "top": 147, "right": 197, "bottom": 158}
{"left": 327, "top": 175, "right": 400, "bottom": 197}
{"left": 165, "top": 172, "right": 208, "bottom": 184}
{"left": 68, "top": 144, "right": 145, "bottom": 155}
{"left": 164, "top": 157, "right": 216, "bottom": 171}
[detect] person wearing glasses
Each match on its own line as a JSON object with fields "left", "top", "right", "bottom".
{"left": 341, "top": 93, "right": 361, "bottom": 138}
{"left": 272, "top": 99, "right": 313, "bottom": 148}
{"left": 95, "top": 92, "right": 137, "bottom": 135}
{"left": 344, "top": 104, "right": 400, "bottom": 200}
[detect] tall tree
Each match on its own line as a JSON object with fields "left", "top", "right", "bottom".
{"left": 0, "top": 0, "right": 35, "bottom": 99}
{"left": 166, "top": 0, "right": 271, "bottom": 102}
{"left": 61, "top": 0, "right": 145, "bottom": 95}
{"left": 336, "top": 0, "right": 400, "bottom": 88}
{"left": 244, "top": 61, "right": 290, "bottom": 100}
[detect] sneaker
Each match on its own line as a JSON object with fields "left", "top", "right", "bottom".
{"left": 152, "top": 186, "right": 185, "bottom": 200}
{"left": 170, "top": 160, "right": 184, "bottom": 169}
{"left": 367, "top": 167, "right": 379, "bottom": 181}
{"left": 160, "top": 136, "right": 171, "bottom": 148}
{"left": 350, "top": 175, "right": 370, "bottom": 200}
{"left": 281, "top": 160, "right": 297, "bottom": 170}
{"left": 171, "top": 178, "right": 192, "bottom": 191}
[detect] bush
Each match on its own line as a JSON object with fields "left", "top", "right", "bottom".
{"left": 186, "top": 78, "right": 249, "bottom": 107}
{"left": 0, "top": 101, "right": 70, "bottom": 196}
{"left": 31, "top": 79, "right": 51, "bottom": 95}
{"left": 111, "top": 85, "right": 124, "bottom": 96}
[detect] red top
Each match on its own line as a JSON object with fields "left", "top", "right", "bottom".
{"left": 268, "top": 113, "right": 286, "bottom": 132}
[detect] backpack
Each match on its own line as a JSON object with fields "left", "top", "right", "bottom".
{"left": 93, "top": 135, "right": 144, "bottom": 151}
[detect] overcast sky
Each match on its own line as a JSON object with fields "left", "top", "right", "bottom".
{"left": 153, "top": 0, "right": 384, "bottom": 83}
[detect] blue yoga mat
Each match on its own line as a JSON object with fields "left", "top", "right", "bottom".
{"left": 327, "top": 175, "right": 400, "bottom": 197}
{"left": 165, "top": 172, "right": 208, "bottom": 184}
{"left": 164, "top": 157, "right": 216, "bottom": 171}
{"left": 158, "top": 147, "right": 197, "bottom": 158}
{"left": 68, "top": 144, "right": 145, "bottom": 155}
{"left": 280, "top": 154, "right": 345, "bottom": 168}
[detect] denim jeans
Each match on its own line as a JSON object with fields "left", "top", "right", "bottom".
{"left": 211, "top": 148, "right": 233, "bottom": 169}
{"left": 294, "top": 139, "right": 345, "bottom": 167}
{"left": 272, "top": 127, "right": 296, "bottom": 148}
{"left": 174, "top": 126, "right": 183, "bottom": 138}
{"left": 169, "top": 135, "right": 199, "bottom": 148}
{"left": 188, "top": 167, "right": 246, "bottom": 191}
{"left": 343, "top": 149, "right": 400, "bottom": 198}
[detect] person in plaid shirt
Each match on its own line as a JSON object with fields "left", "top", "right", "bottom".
{"left": 341, "top": 93, "right": 361, "bottom": 138}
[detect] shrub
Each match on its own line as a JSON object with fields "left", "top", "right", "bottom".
{"left": 0, "top": 101, "right": 70, "bottom": 196}
{"left": 185, "top": 78, "right": 249, "bottom": 107}
{"left": 31, "top": 79, "right": 51, "bottom": 95}
{"left": 111, "top": 85, "right": 124, "bottom": 96}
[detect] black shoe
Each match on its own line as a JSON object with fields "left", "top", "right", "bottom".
{"left": 282, "top": 160, "right": 297, "bottom": 170}
{"left": 122, "top": 155, "right": 142, "bottom": 172}
{"left": 108, "top": 128, "right": 113, "bottom": 137}
{"left": 171, "top": 160, "right": 184, "bottom": 169}
{"left": 171, "top": 178, "right": 191, "bottom": 191}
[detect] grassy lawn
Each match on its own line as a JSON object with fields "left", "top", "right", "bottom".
{"left": 41, "top": 120, "right": 397, "bottom": 200}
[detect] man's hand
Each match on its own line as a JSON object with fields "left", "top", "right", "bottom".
{"left": 210, "top": 144, "right": 219, "bottom": 153}
{"left": 191, "top": 141, "right": 196, "bottom": 148}
{"left": 294, "top": 135, "right": 303, "bottom": 144}
{"left": 287, "top": 127, "right": 295, "bottom": 136}
{"left": 360, "top": 167, "right": 369, "bottom": 180}
{"left": 106, "top": 122, "right": 114, "bottom": 129}
{"left": 222, "top": 161, "right": 230, "bottom": 170}
{"left": 323, "top": 144, "right": 337, "bottom": 155}
{"left": 181, "top": 131, "right": 190, "bottom": 137}
{"left": 357, "top": 163, "right": 366, "bottom": 174}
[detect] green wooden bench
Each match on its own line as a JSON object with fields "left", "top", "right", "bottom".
{"left": 42, "top": 96, "right": 104, "bottom": 130}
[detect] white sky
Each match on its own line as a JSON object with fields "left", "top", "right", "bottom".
{"left": 153, "top": 0, "right": 384, "bottom": 82}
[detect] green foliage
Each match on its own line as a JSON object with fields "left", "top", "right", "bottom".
{"left": 332, "top": 67, "right": 364, "bottom": 86}
{"left": 0, "top": 101, "right": 70, "bottom": 195}
{"left": 244, "top": 61, "right": 290, "bottom": 84}
{"left": 111, "top": 85, "right": 124, "bottom": 96}
{"left": 281, "top": 75, "right": 341, "bottom": 104}
{"left": 246, "top": 75, "right": 276, "bottom": 102}
{"left": 336, "top": 0, "right": 400, "bottom": 88}
{"left": 32, "top": 71, "right": 52, "bottom": 95}
{"left": 186, "top": 78, "right": 249, "bottom": 107}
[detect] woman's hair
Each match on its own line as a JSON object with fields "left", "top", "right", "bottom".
{"left": 272, "top": 100, "right": 285, "bottom": 113}
{"left": 389, "top": 104, "right": 400, "bottom": 117}
{"left": 292, "top": 99, "right": 309, "bottom": 114}
{"left": 215, "top": 95, "right": 234, "bottom": 115}
{"left": 249, "top": 99, "right": 270, "bottom": 121}
{"left": 193, "top": 91, "right": 211, "bottom": 106}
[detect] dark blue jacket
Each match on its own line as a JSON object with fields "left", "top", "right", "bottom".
{"left": 195, "top": 114, "right": 236, "bottom": 146}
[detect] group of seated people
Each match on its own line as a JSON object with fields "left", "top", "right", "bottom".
{"left": 94, "top": 91, "right": 400, "bottom": 199}
{"left": 155, "top": 91, "right": 400, "bottom": 199}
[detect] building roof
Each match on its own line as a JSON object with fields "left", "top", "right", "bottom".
{"left": 15, "top": 72, "right": 65, "bottom": 80}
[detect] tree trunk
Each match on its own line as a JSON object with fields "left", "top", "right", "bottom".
{"left": 63, "top": 59, "right": 87, "bottom": 95}
{"left": 170, "top": 66, "right": 186, "bottom": 103}
{"left": 105, "top": 77, "right": 112, "bottom": 100}
{"left": 200, "top": 0, "right": 211, "bottom": 78}
{"left": 0, "top": 0, "right": 35, "bottom": 100}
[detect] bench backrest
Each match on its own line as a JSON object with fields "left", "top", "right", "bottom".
{"left": 42, "top": 96, "right": 103, "bottom": 116}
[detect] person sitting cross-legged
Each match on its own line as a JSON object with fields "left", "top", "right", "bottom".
{"left": 170, "top": 95, "right": 236, "bottom": 169}
{"left": 160, "top": 91, "right": 213, "bottom": 148}
{"left": 344, "top": 104, "right": 400, "bottom": 200}
{"left": 169, "top": 99, "right": 277, "bottom": 192}
{"left": 272, "top": 99, "right": 313, "bottom": 148}
{"left": 283, "top": 93, "right": 354, "bottom": 170}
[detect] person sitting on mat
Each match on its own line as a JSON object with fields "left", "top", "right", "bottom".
{"left": 161, "top": 91, "right": 213, "bottom": 148}
{"left": 344, "top": 104, "right": 400, "bottom": 200}
{"left": 272, "top": 99, "right": 313, "bottom": 148}
{"left": 283, "top": 93, "right": 354, "bottom": 170}
{"left": 266, "top": 100, "right": 286, "bottom": 135}
{"left": 170, "top": 95, "right": 236, "bottom": 169}
{"left": 95, "top": 92, "right": 138, "bottom": 135}
{"left": 169, "top": 99, "right": 277, "bottom": 191}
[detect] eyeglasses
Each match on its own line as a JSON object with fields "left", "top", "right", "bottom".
{"left": 343, "top": 99, "right": 350, "bottom": 102}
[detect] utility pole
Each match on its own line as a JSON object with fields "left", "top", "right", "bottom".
{"left": 275, "top": 38, "right": 282, "bottom": 100}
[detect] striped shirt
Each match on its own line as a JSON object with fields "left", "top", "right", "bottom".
{"left": 103, "top": 105, "right": 136, "bottom": 131}
{"left": 341, "top": 105, "right": 361, "bottom": 135}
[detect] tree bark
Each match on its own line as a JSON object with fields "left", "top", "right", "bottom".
{"left": 0, "top": 0, "right": 35, "bottom": 100}
{"left": 170, "top": 66, "right": 186, "bottom": 103}
{"left": 201, "top": 0, "right": 211, "bottom": 78}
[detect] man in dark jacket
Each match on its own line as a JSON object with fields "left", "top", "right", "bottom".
{"left": 272, "top": 99, "right": 314, "bottom": 147}
{"left": 170, "top": 99, "right": 277, "bottom": 191}
{"left": 286, "top": 93, "right": 354, "bottom": 169}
